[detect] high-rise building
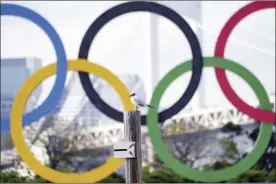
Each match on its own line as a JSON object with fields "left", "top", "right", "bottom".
{"left": 1, "top": 57, "right": 42, "bottom": 147}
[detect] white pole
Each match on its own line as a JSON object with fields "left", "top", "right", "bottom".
{"left": 190, "top": 1, "right": 206, "bottom": 110}
{"left": 145, "top": 13, "right": 159, "bottom": 103}
{"left": 144, "top": 1, "right": 206, "bottom": 109}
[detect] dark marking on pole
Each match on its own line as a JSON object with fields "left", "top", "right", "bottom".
{"left": 114, "top": 149, "right": 128, "bottom": 152}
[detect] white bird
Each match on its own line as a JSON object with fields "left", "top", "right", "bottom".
{"left": 129, "top": 93, "right": 154, "bottom": 110}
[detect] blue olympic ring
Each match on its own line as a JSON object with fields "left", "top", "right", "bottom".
{"left": 1, "top": 4, "right": 68, "bottom": 130}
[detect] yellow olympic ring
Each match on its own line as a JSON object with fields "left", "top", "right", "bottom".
{"left": 11, "top": 59, "right": 135, "bottom": 183}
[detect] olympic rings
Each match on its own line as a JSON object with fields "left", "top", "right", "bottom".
{"left": 147, "top": 57, "right": 273, "bottom": 182}
{"left": 2, "top": 1, "right": 275, "bottom": 183}
{"left": 78, "top": 1, "right": 203, "bottom": 125}
{"left": 0, "top": 4, "right": 68, "bottom": 129}
{"left": 10, "top": 59, "right": 135, "bottom": 183}
{"left": 214, "top": 1, "right": 276, "bottom": 123}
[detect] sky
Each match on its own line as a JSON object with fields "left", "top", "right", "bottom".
{"left": 1, "top": 1, "right": 275, "bottom": 111}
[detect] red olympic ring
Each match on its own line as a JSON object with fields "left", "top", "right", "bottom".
{"left": 215, "top": 1, "right": 276, "bottom": 123}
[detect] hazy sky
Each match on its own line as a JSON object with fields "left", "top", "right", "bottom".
{"left": 1, "top": 1, "right": 275, "bottom": 111}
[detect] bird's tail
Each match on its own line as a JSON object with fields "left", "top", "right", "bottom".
{"left": 147, "top": 105, "right": 154, "bottom": 108}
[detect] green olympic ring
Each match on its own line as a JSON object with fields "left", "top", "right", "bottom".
{"left": 147, "top": 57, "right": 273, "bottom": 182}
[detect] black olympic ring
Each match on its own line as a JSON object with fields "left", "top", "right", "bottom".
{"left": 78, "top": 1, "right": 203, "bottom": 125}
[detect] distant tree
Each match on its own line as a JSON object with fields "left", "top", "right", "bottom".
{"left": 203, "top": 160, "right": 276, "bottom": 183}
{"left": 2, "top": 166, "right": 275, "bottom": 183}
{"left": 0, "top": 171, "right": 125, "bottom": 183}
{"left": 161, "top": 122, "right": 212, "bottom": 168}
{"left": 143, "top": 167, "right": 195, "bottom": 183}
{"left": 217, "top": 122, "right": 245, "bottom": 163}
{"left": 1, "top": 116, "right": 58, "bottom": 172}
{"left": 203, "top": 159, "right": 232, "bottom": 171}
{"left": 227, "top": 168, "right": 276, "bottom": 183}
{"left": 218, "top": 138, "right": 240, "bottom": 160}
{"left": 30, "top": 121, "right": 74, "bottom": 170}
{"left": 247, "top": 123, "right": 276, "bottom": 170}
{"left": 221, "top": 122, "right": 242, "bottom": 135}
{"left": 24, "top": 117, "right": 97, "bottom": 172}
{"left": 171, "top": 132, "right": 215, "bottom": 168}
{"left": 0, "top": 172, "right": 29, "bottom": 183}
{"left": 203, "top": 138, "right": 240, "bottom": 171}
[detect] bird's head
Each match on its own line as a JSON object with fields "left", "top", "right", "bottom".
{"left": 129, "top": 93, "right": 136, "bottom": 97}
